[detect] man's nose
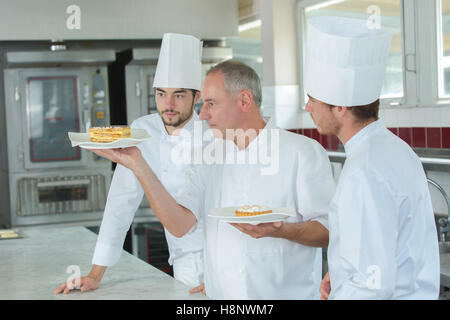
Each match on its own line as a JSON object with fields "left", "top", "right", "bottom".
{"left": 165, "top": 95, "right": 175, "bottom": 109}
{"left": 305, "top": 99, "right": 312, "bottom": 112}
{"left": 199, "top": 103, "right": 209, "bottom": 120}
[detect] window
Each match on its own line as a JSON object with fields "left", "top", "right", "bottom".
{"left": 298, "top": 0, "right": 450, "bottom": 110}
{"left": 438, "top": 0, "right": 450, "bottom": 97}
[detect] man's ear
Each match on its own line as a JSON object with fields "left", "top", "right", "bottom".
{"left": 333, "top": 106, "right": 348, "bottom": 118}
{"left": 238, "top": 90, "right": 253, "bottom": 113}
{"left": 194, "top": 90, "right": 201, "bottom": 104}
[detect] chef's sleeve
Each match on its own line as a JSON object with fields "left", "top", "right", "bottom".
{"left": 171, "top": 164, "right": 205, "bottom": 235}
{"left": 330, "top": 170, "right": 398, "bottom": 299}
{"left": 92, "top": 164, "right": 144, "bottom": 266}
{"left": 296, "top": 139, "right": 336, "bottom": 229}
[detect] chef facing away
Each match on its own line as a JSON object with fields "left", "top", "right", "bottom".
{"left": 303, "top": 16, "right": 440, "bottom": 299}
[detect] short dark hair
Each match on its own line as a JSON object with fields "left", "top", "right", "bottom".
{"left": 327, "top": 99, "right": 379, "bottom": 122}
{"left": 347, "top": 99, "right": 379, "bottom": 122}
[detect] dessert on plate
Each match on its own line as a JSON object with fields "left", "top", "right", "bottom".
{"left": 235, "top": 205, "right": 273, "bottom": 217}
{"left": 88, "top": 125, "right": 131, "bottom": 142}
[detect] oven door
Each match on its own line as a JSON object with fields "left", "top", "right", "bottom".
{"left": 7, "top": 68, "right": 99, "bottom": 170}
{"left": 125, "top": 64, "right": 157, "bottom": 124}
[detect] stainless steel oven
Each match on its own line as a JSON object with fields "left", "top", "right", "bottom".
{"left": 0, "top": 49, "right": 115, "bottom": 227}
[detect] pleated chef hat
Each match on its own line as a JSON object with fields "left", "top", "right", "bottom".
{"left": 304, "top": 16, "right": 392, "bottom": 107}
{"left": 153, "top": 33, "right": 203, "bottom": 91}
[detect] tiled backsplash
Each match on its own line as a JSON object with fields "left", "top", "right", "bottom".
{"left": 288, "top": 127, "right": 450, "bottom": 151}
{"left": 287, "top": 127, "right": 450, "bottom": 215}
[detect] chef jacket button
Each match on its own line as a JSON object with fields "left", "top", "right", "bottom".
{"left": 239, "top": 268, "right": 244, "bottom": 274}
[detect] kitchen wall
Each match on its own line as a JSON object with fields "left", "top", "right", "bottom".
{"left": 0, "top": 0, "right": 238, "bottom": 40}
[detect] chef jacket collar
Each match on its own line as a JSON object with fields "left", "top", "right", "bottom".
{"left": 224, "top": 117, "right": 275, "bottom": 153}
{"left": 343, "top": 119, "right": 384, "bottom": 157}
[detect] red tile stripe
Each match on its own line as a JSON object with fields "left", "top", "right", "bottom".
{"left": 288, "top": 127, "right": 450, "bottom": 151}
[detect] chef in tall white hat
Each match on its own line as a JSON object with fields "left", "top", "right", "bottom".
{"left": 304, "top": 16, "right": 440, "bottom": 299}
{"left": 54, "top": 33, "right": 208, "bottom": 294}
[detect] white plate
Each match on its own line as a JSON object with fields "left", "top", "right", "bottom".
{"left": 68, "top": 129, "right": 151, "bottom": 149}
{"left": 209, "top": 206, "right": 296, "bottom": 224}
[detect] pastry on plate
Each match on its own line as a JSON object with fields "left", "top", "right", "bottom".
{"left": 89, "top": 126, "right": 131, "bottom": 142}
{"left": 235, "top": 205, "right": 273, "bottom": 217}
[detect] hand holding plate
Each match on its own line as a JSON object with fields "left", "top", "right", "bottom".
{"left": 88, "top": 146, "right": 144, "bottom": 172}
{"left": 229, "top": 221, "right": 283, "bottom": 239}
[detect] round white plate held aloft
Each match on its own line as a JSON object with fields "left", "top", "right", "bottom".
{"left": 209, "top": 206, "right": 296, "bottom": 224}
{"left": 68, "top": 128, "right": 151, "bottom": 149}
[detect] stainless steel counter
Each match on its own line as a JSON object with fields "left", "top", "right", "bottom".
{"left": 328, "top": 149, "right": 450, "bottom": 170}
{"left": 0, "top": 226, "right": 207, "bottom": 300}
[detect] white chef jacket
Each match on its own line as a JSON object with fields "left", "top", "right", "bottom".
{"left": 327, "top": 120, "right": 440, "bottom": 299}
{"left": 92, "top": 113, "right": 206, "bottom": 287}
{"left": 176, "top": 119, "right": 336, "bottom": 299}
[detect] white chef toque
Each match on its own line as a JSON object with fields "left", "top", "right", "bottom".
{"left": 304, "top": 16, "right": 392, "bottom": 107}
{"left": 153, "top": 33, "right": 203, "bottom": 91}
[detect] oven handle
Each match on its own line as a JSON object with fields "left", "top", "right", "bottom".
{"left": 36, "top": 179, "right": 91, "bottom": 188}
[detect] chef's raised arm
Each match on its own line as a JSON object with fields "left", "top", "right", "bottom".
{"left": 89, "top": 147, "right": 198, "bottom": 238}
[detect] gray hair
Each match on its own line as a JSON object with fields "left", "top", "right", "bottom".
{"left": 207, "top": 59, "right": 262, "bottom": 108}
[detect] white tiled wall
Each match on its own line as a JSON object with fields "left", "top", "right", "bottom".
{"left": 380, "top": 106, "right": 450, "bottom": 128}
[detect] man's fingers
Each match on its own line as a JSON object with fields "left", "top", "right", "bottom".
{"left": 319, "top": 272, "right": 331, "bottom": 300}
{"left": 80, "top": 285, "right": 89, "bottom": 292}
{"left": 55, "top": 276, "right": 97, "bottom": 295}
{"left": 189, "top": 286, "right": 201, "bottom": 294}
{"left": 189, "top": 283, "right": 205, "bottom": 294}
{"left": 88, "top": 148, "right": 114, "bottom": 159}
{"left": 231, "top": 223, "right": 254, "bottom": 232}
{"left": 88, "top": 148, "right": 119, "bottom": 160}
{"left": 229, "top": 223, "right": 244, "bottom": 232}
{"left": 319, "top": 283, "right": 329, "bottom": 300}
{"left": 54, "top": 283, "right": 66, "bottom": 295}
{"left": 273, "top": 221, "right": 282, "bottom": 228}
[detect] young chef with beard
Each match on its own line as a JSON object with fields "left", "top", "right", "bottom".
{"left": 302, "top": 16, "right": 440, "bottom": 299}
{"left": 83, "top": 58, "right": 336, "bottom": 299}
{"left": 54, "top": 33, "right": 207, "bottom": 294}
